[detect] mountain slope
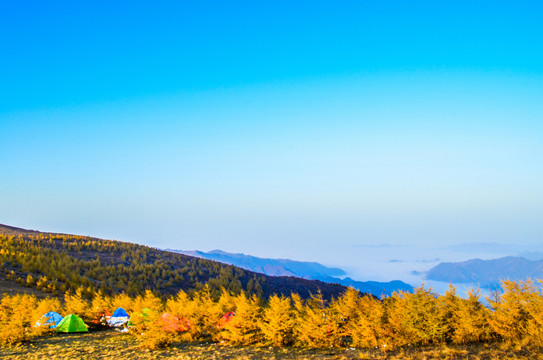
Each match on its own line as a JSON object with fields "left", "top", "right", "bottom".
{"left": 0, "top": 224, "right": 348, "bottom": 300}
{"left": 426, "top": 256, "right": 543, "bottom": 287}
{"left": 173, "top": 249, "right": 413, "bottom": 296}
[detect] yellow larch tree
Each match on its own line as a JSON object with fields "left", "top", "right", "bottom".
{"left": 64, "top": 288, "right": 92, "bottom": 321}
{"left": 0, "top": 294, "right": 38, "bottom": 345}
{"left": 293, "top": 291, "right": 332, "bottom": 348}
{"left": 384, "top": 286, "right": 445, "bottom": 347}
{"left": 488, "top": 280, "right": 535, "bottom": 343}
{"left": 184, "top": 284, "right": 223, "bottom": 341}
{"left": 347, "top": 293, "right": 386, "bottom": 348}
{"left": 260, "top": 294, "right": 296, "bottom": 346}
{"left": 525, "top": 279, "right": 543, "bottom": 346}
{"left": 451, "top": 288, "right": 491, "bottom": 344}
{"left": 219, "top": 292, "right": 263, "bottom": 345}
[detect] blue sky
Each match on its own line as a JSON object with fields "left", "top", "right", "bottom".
{"left": 1, "top": 1, "right": 542, "bottom": 273}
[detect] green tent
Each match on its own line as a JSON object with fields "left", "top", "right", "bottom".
{"left": 56, "top": 314, "right": 89, "bottom": 333}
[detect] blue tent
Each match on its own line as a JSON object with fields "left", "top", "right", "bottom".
{"left": 35, "top": 311, "right": 63, "bottom": 328}
{"left": 112, "top": 308, "right": 129, "bottom": 318}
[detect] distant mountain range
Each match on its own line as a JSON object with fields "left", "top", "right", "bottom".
{"left": 442, "top": 243, "right": 543, "bottom": 259}
{"left": 442, "top": 242, "right": 525, "bottom": 255}
{"left": 170, "top": 249, "right": 413, "bottom": 296}
{"left": 518, "top": 251, "right": 543, "bottom": 261}
{"left": 426, "top": 256, "right": 543, "bottom": 288}
{"left": 175, "top": 250, "right": 347, "bottom": 278}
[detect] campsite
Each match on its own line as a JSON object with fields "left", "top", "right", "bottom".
{"left": 2, "top": 280, "right": 543, "bottom": 359}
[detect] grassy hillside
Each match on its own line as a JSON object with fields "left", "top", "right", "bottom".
{"left": 0, "top": 224, "right": 346, "bottom": 300}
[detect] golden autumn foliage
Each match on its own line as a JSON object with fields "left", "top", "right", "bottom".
{"left": 387, "top": 286, "right": 446, "bottom": 347}
{"left": 1, "top": 280, "right": 543, "bottom": 351}
{"left": 293, "top": 291, "right": 333, "bottom": 347}
{"left": 181, "top": 285, "right": 224, "bottom": 341}
{"left": 64, "top": 288, "right": 92, "bottom": 322}
{"left": 446, "top": 287, "right": 491, "bottom": 344}
{"left": 487, "top": 279, "right": 543, "bottom": 345}
{"left": 219, "top": 293, "right": 263, "bottom": 345}
{"left": 0, "top": 294, "right": 37, "bottom": 345}
{"left": 260, "top": 294, "right": 296, "bottom": 346}
{"left": 340, "top": 289, "right": 386, "bottom": 348}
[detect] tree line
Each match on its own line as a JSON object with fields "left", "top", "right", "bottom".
{"left": 1, "top": 280, "right": 542, "bottom": 350}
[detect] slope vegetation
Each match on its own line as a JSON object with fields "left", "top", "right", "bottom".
{"left": 0, "top": 224, "right": 346, "bottom": 299}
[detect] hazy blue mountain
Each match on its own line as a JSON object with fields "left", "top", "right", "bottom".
{"left": 442, "top": 242, "right": 524, "bottom": 255}
{"left": 442, "top": 242, "right": 542, "bottom": 257}
{"left": 518, "top": 251, "right": 543, "bottom": 261}
{"left": 426, "top": 256, "right": 543, "bottom": 288}
{"left": 170, "top": 249, "right": 413, "bottom": 296}
{"left": 173, "top": 249, "right": 346, "bottom": 278}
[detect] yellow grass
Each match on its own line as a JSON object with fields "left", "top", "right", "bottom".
{"left": 1, "top": 330, "right": 542, "bottom": 360}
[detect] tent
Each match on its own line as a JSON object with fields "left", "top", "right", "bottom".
{"left": 128, "top": 308, "right": 153, "bottom": 327}
{"left": 160, "top": 313, "right": 190, "bottom": 332}
{"left": 56, "top": 314, "right": 89, "bottom": 333}
{"left": 35, "top": 311, "right": 63, "bottom": 328}
{"left": 112, "top": 308, "right": 129, "bottom": 318}
{"left": 108, "top": 307, "right": 130, "bottom": 327}
{"left": 178, "top": 317, "right": 191, "bottom": 332}
{"left": 91, "top": 309, "right": 112, "bottom": 325}
{"left": 217, "top": 311, "right": 235, "bottom": 328}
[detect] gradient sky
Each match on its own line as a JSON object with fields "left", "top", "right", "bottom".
{"left": 1, "top": 1, "right": 542, "bottom": 272}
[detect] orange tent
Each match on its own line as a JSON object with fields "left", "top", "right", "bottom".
{"left": 217, "top": 311, "right": 235, "bottom": 328}
{"left": 160, "top": 313, "right": 190, "bottom": 332}
{"left": 91, "top": 309, "right": 112, "bottom": 325}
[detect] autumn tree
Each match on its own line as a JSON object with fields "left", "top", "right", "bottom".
{"left": 488, "top": 280, "right": 536, "bottom": 343}
{"left": 260, "top": 294, "right": 295, "bottom": 346}
{"left": 345, "top": 292, "right": 386, "bottom": 348}
{"left": 183, "top": 284, "right": 223, "bottom": 341}
{"left": 0, "top": 294, "right": 38, "bottom": 345}
{"left": 293, "top": 291, "right": 332, "bottom": 347}
{"left": 449, "top": 288, "right": 491, "bottom": 344}
{"left": 64, "top": 288, "right": 92, "bottom": 322}
{"left": 219, "top": 292, "right": 263, "bottom": 345}
{"left": 384, "top": 286, "right": 445, "bottom": 347}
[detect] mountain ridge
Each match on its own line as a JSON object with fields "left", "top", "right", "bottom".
{"left": 426, "top": 256, "right": 543, "bottom": 287}
{"left": 171, "top": 249, "right": 413, "bottom": 296}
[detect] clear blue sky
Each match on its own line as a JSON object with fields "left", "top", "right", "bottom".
{"left": 1, "top": 1, "right": 542, "bottom": 268}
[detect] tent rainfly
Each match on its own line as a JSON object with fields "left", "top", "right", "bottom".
{"left": 112, "top": 308, "right": 129, "bottom": 318}
{"left": 56, "top": 314, "right": 89, "bottom": 333}
{"left": 108, "top": 308, "right": 130, "bottom": 328}
{"left": 35, "top": 311, "right": 63, "bottom": 328}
